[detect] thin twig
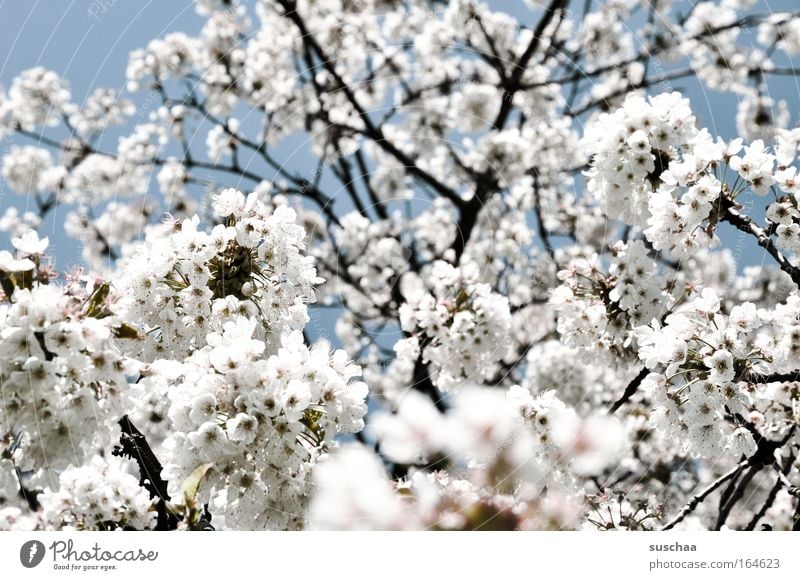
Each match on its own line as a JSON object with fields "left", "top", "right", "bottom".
{"left": 661, "top": 460, "right": 748, "bottom": 530}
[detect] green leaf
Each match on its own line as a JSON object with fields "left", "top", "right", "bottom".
{"left": 181, "top": 462, "right": 214, "bottom": 505}
{"left": 85, "top": 282, "right": 111, "bottom": 318}
{"left": 112, "top": 323, "right": 142, "bottom": 339}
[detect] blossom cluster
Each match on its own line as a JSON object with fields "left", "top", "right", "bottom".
{"left": 399, "top": 261, "right": 512, "bottom": 392}
{"left": 116, "top": 188, "right": 321, "bottom": 360}
{"left": 0, "top": 191, "right": 368, "bottom": 530}
{"left": 149, "top": 321, "right": 367, "bottom": 530}
{"left": 38, "top": 456, "right": 156, "bottom": 531}
{"left": 551, "top": 240, "right": 667, "bottom": 362}
{"left": 0, "top": 233, "right": 134, "bottom": 475}
{"left": 310, "top": 387, "right": 581, "bottom": 530}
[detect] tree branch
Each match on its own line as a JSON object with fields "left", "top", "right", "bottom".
{"left": 491, "top": 0, "right": 569, "bottom": 130}
{"left": 608, "top": 367, "right": 650, "bottom": 414}
{"left": 745, "top": 371, "right": 800, "bottom": 384}
{"left": 662, "top": 425, "right": 797, "bottom": 529}
{"left": 661, "top": 460, "right": 747, "bottom": 530}
{"left": 113, "top": 415, "right": 179, "bottom": 530}
{"left": 276, "top": 0, "right": 465, "bottom": 207}
{"left": 745, "top": 452, "right": 796, "bottom": 530}
{"left": 722, "top": 204, "right": 800, "bottom": 288}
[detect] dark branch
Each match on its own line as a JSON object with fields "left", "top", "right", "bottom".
{"left": 609, "top": 367, "right": 650, "bottom": 414}
{"left": 722, "top": 204, "right": 800, "bottom": 288}
{"left": 491, "top": 0, "right": 569, "bottom": 130}
{"left": 113, "top": 415, "right": 179, "bottom": 530}
{"left": 745, "top": 452, "right": 796, "bottom": 530}
{"left": 745, "top": 370, "right": 800, "bottom": 384}
{"left": 661, "top": 460, "right": 746, "bottom": 530}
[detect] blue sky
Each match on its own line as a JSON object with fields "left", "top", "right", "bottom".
{"left": 1, "top": 0, "right": 799, "bottom": 279}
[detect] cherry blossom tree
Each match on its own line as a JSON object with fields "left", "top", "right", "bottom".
{"left": 2, "top": 0, "right": 800, "bottom": 531}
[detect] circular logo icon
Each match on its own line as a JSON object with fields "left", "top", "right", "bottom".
{"left": 20, "top": 540, "right": 46, "bottom": 568}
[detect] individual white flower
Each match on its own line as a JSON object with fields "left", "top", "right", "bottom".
{"left": 774, "top": 167, "right": 800, "bottom": 194}
{"left": 688, "top": 423, "right": 724, "bottom": 457}
{"left": 280, "top": 379, "right": 312, "bottom": 421}
{"left": 212, "top": 187, "right": 246, "bottom": 218}
{"left": 43, "top": 322, "right": 85, "bottom": 356}
{"left": 226, "top": 413, "right": 258, "bottom": 444}
{"left": 11, "top": 229, "right": 48, "bottom": 256}
{"left": 728, "top": 302, "right": 759, "bottom": 334}
{"left": 0, "top": 251, "right": 35, "bottom": 272}
{"left": 703, "top": 350, "right": 736, "bottom": 384}
{"left": 766, "top": 200, "right": 799, "bottom": 225}
{"left": 776, "top": 223, "right": 800, "bottom": 256}
{"left": 633, "top": 321, "right": 687, "bottom": 368}
{"left": 729, "top": 139, "right": 775, "bottom": 195}
{"left": 726, "top": 427, "right": 757, "bottom": 458}
{"left": 694, "top": 287, "right": 721, "bottom": 315}
{"left": 189, "top": 393, "right": 217, "bottom": 426}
